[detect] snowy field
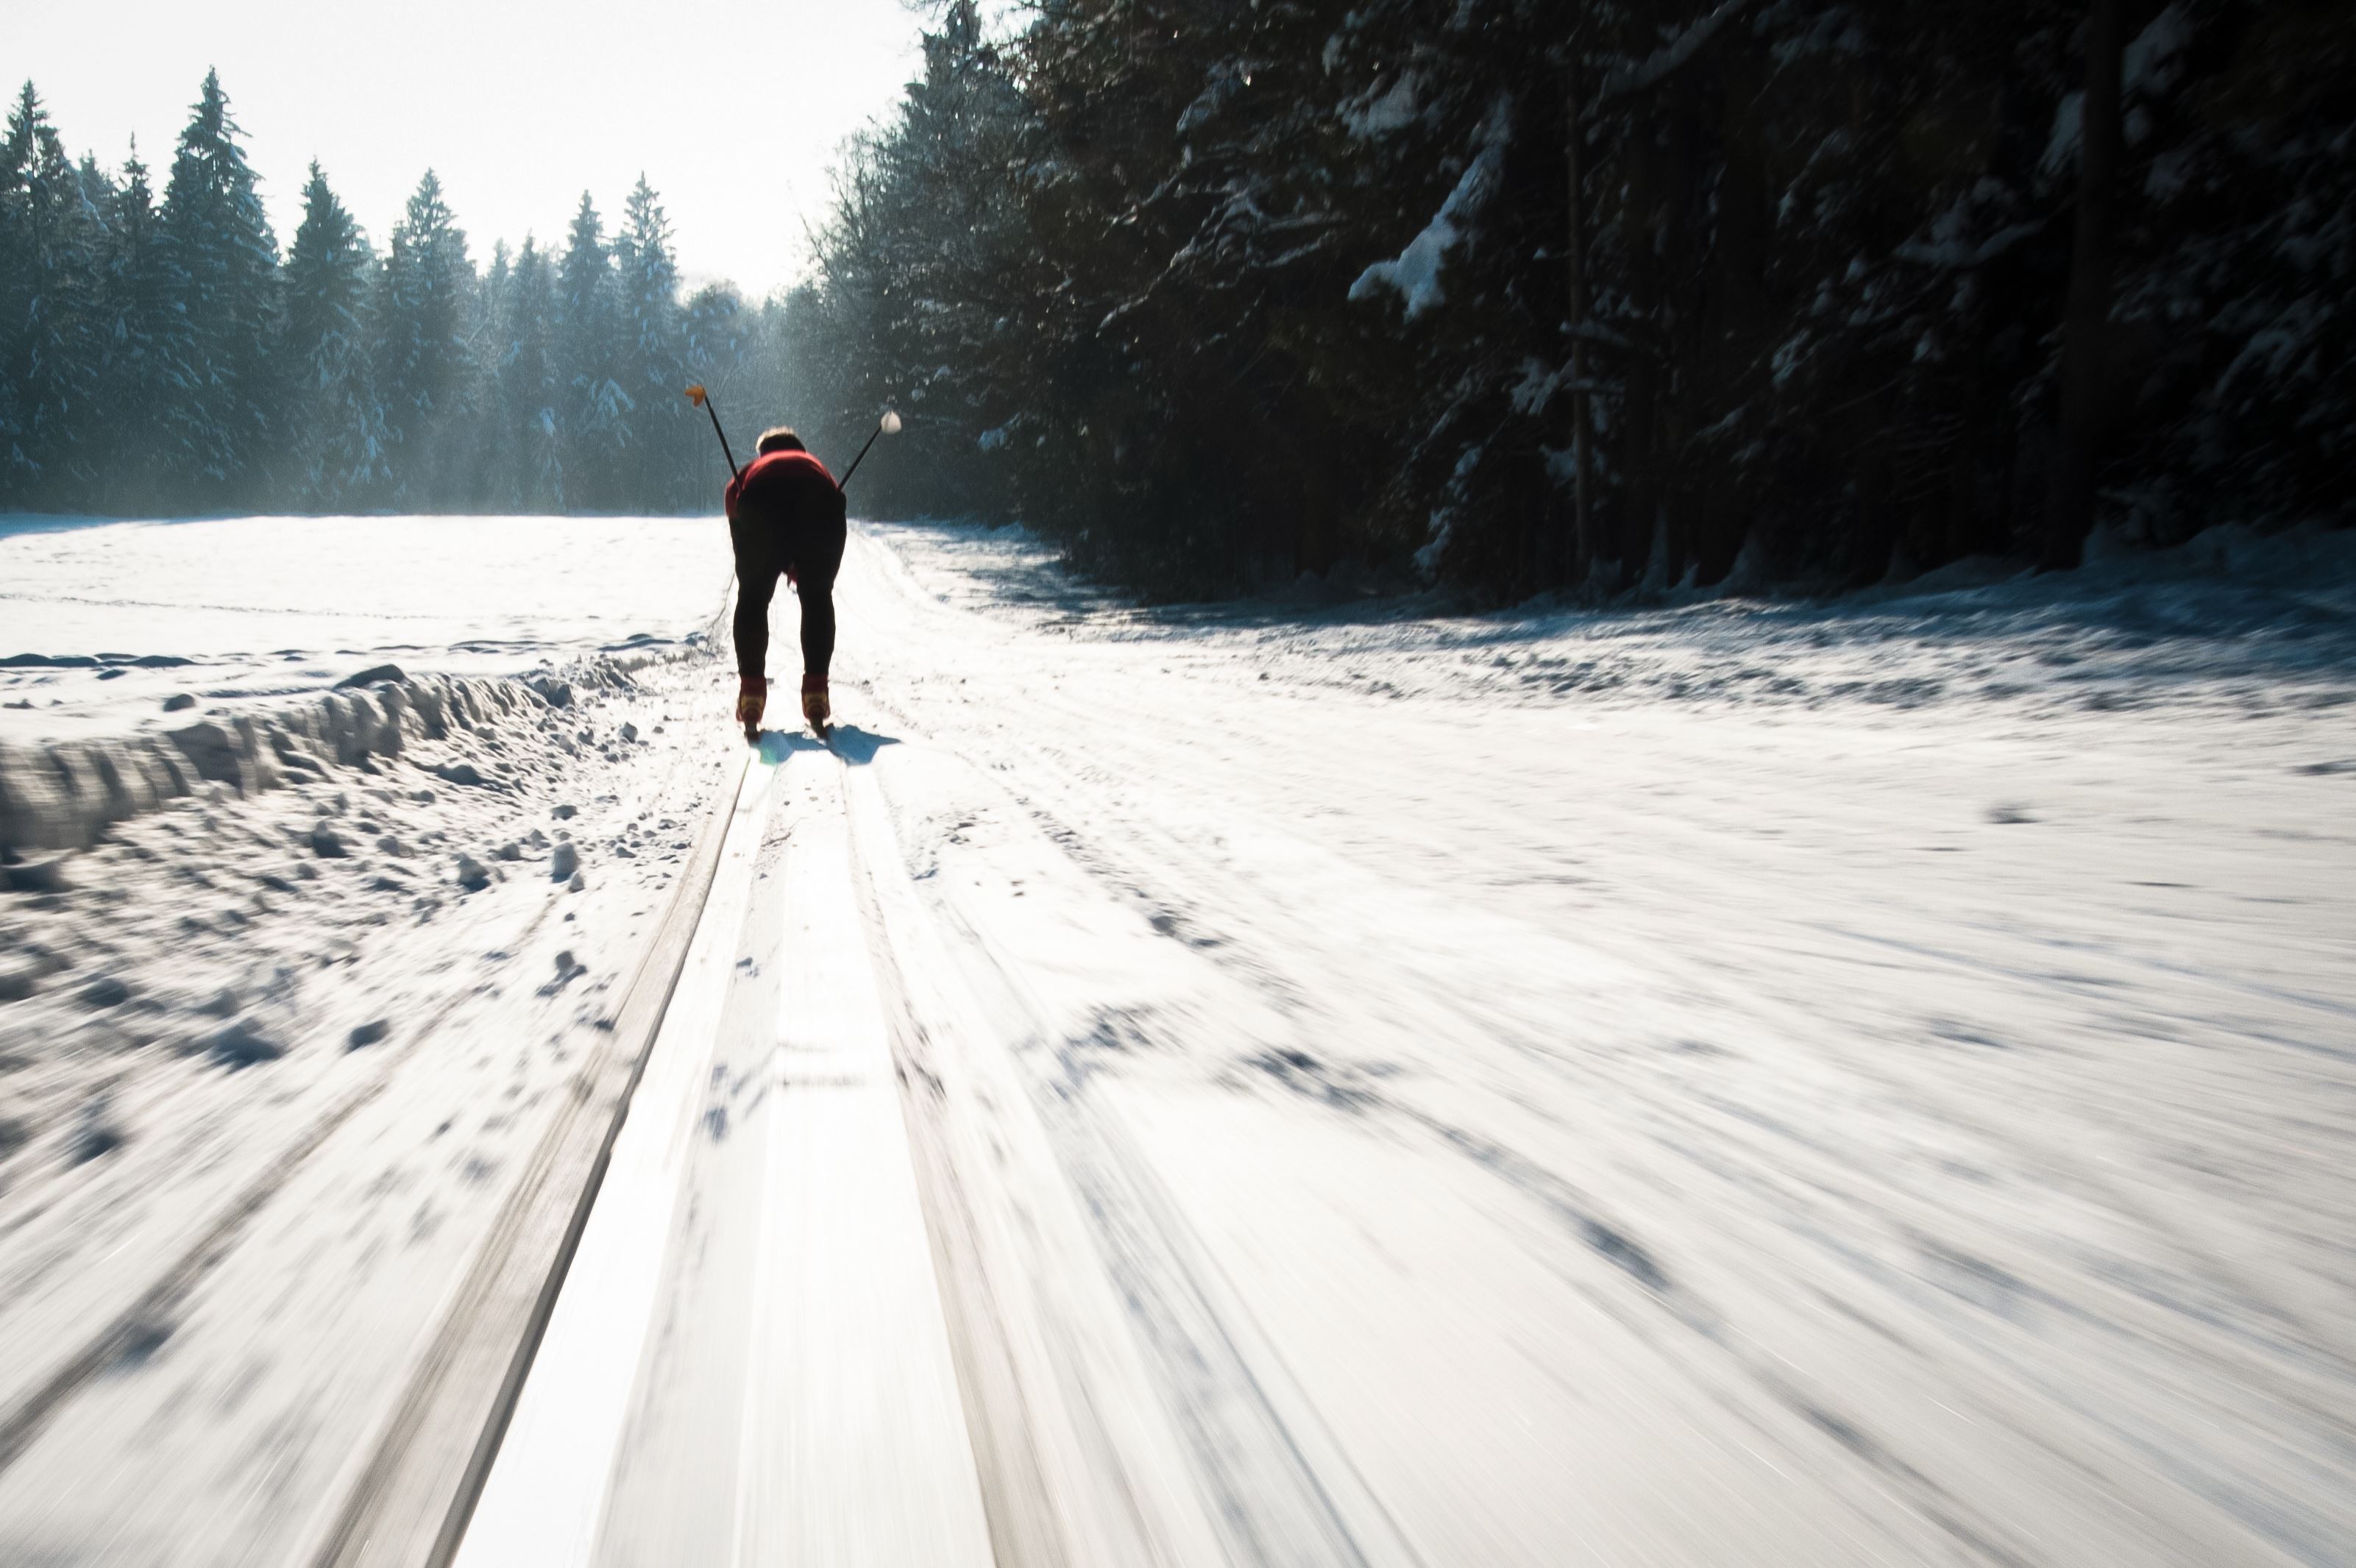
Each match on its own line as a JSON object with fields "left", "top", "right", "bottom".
{"left": 0, "top": 514, "right": 728, "bottom": 745}
{"left": 2, "top": 515, "right": 2354, "bottom": 1565}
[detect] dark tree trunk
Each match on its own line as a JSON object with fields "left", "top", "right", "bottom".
{"left": 1564, "top": 64, "right": 1592, "bottom": 583}
{"left": 1620, "top": 117, "right": 1662, "bottom": 583}
{"left": 2046, "top": 0, "right": 2124, "bottom": 570}
{"left": 1700, "top": 74, "right": 1767, "bottom": 584}
{"left": 1657, "top": 97, "right": 1697, "bottom": 587}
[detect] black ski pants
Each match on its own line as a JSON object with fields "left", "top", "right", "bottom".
{"left": 731, "top": 503, "right": 846, "bottom": 686}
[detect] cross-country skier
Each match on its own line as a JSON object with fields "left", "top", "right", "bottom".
{"left": 725, "top": 427, "right": 847, "bottom": 739}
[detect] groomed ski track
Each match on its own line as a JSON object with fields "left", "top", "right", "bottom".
{"left": 442, "top": 524, "right": 2352, "bottom": 1566}
{"left": 452, "top": 738, "right": 997, "bottom": 1568}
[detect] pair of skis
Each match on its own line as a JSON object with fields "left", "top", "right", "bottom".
{"left": 739, "top": 687, "right": 829, "bottom": 748}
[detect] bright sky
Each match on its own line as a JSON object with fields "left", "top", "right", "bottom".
{"left": 7, "top": 0, "right": 927, "bottom": 298}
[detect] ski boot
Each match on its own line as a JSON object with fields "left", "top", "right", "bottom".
{"left": 737, "top": 675, "right": 766, "bottom": 745}
{"left": 801, "top": 675, "right": 831, "bottom": 739}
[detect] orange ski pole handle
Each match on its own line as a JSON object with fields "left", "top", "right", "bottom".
{"left": 685, "top": 384, "right": 740, "bottom": 480}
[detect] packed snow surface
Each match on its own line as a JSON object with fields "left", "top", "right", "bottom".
{"left": 2, "top": 514, "right": 2353, "bottom": 1566}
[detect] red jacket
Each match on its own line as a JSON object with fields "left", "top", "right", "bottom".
{"left": 725, "top": 448, "right": 839, "bottom": 522}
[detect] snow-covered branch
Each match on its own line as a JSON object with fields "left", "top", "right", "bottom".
{"left": 1892, "top": 220, "right": 2045, "bottom": 271}
{"left": 1349, "top": 96, "right": 1514, "bottom": 320}
{"left": 1593, "top": 0, "right": 1756, "bottom": 110}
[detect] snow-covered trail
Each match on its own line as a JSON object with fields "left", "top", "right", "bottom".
{"left": 461, "top": 522, "right": 2356, "bottom": 1567}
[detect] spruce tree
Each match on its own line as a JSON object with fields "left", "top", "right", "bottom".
{"left": 0, "top": 88, "right": 35, "bottom": 502}
{"left": 555, "top": 191, "right": 628, "bottom": 508}
{"left": 680, "top": 283, "right": 744, "bottom": 393}
{"left": 91, "top": 139, "right": 197, "bottom": 510}
{"left": 518, "top": 236, "right": 564, "bottom": 508}
{"left": 677, "top": 280, "right": 750, "bottom": 500}
{"left": 461, "top": 239, "right": 512, "bottom": 506}
{"left": 375, "top": 169, "right": 475, "bottom": 503}
{"left": 616, "top": 175, "right": 684, "bottom": 507}
{"left": 0, "top": 96, "right": 19, "bottom": 489}
{"left": 0, "top": 82, "right": 103, "bottom": 504}
{"left": 280, "top": 160, "right": 386, "bottom": 507}
{"left": 480, "top": 235, "right": 560, "bottom": 508}
{"left": 160, "top": 68, "right": 280, "bottom": 500}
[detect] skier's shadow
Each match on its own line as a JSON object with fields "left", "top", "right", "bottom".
{"left": 753, "top": 725, "right": 901, "bottom": 767}
{"left": 826, "top": 725, "right": 901, "bottom": 765}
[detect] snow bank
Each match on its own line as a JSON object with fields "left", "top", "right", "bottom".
{"left": 0, "top": 664, "right": 649, "bottom": 855}
{"left": 862, "top": 516, "right": 2356, "bottom": 726}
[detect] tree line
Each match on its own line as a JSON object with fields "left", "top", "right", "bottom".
{"left": 788, "top": 0, "right": 2352, "bottom": 599}
{"left": 0, "top": 70, "right": 785, "bottom": 516}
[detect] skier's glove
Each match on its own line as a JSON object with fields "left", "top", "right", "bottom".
{"left": 737, "top": 675, "right": 767, "bottom": 737}
{"left": 801, "top": 674, "right": 830, "bottom": 733}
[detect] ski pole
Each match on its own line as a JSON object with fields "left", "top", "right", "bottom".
{"left": 684, "top": 384, "right": 739, "bottom": 480}
{"left": 837, "top": 409, "right": 902, "bottom": 491}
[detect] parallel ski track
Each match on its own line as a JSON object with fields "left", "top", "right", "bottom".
{"left": 842, "top": 529, "right": 2356, "bottom": 1564}
{"left": 313, "top": 744, "right": 753, "bottom": 1568}
{"left": 834, "top": 730, "right": 1427, "bottom": 1568}
{"left": 0, "top": 639, "right": 745, "bottom": 1511}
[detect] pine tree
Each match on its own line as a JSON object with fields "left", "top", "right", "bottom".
{"left": 677, "top": 279, "right": 755, "bottom": 500}
{"left": 615, "top": 175, "right": 685, "bottom": 507}
{"left": 680, "top": 283, "right": 745, "bottom": 391}
{"left": 91, "top": 139, "right": 197, "bottom": 510}
{"left": 0, "top": 82, "right": 104, "bottom": 504}
{"left": 555, "top": 191, "right": 629, "bottom": 508}
{"left": 0, "top": 85, "right": 38, "bottom": 502}
{"left": 791, "top": 4, "right": 1035, "bottom": 520}
{"left": 450, "top": 239, "right": 511, "bottom": 506}
{"left": 375, "top": 169, "right": 475, "bottom": 503}
{"left": 280, "top": 160, "right": 386, "bottom": 507}
{"left": 160, "top": 68, "right": 280, "bottom": 500}
{"left": 482, "top": 234, "right": 561, "bottom": 509}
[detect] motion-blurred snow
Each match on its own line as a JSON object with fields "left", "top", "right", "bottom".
{"left": 2, "top": 513, "right": 2352, "bottom": 1565}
